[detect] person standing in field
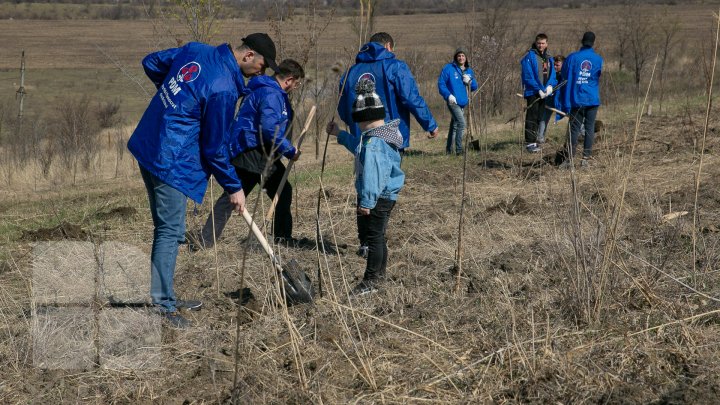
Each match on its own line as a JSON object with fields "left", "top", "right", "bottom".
{"left": 326, "top": 79, "right": 405, "bottom": 296}
{"left": 127, "top": 33, "right": 278, "bottom": 328}
{"left": 191, "top": 59, "right": 306, "bottom": 250}
{"left": 537, "top": 54, "right": 565, "bottom": 142}
{"left": 338, "top": 32, "right": 439, "bottom": 152}
{"left": 520, "top": 33, "right": 557, "bottom": 152}
{"left": 437, "top": 48, "right": 478, "bottom": 155}
{"left": 558, "top": 32, "right": 603, "bottom": 168}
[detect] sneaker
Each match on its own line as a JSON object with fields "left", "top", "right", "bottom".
{"left": 357, "top": 245, "right": 369, "bottom": 259}
{"left": 580, "top": 158, "right": 591, "bottom": 168}
{"left": 176, "top": 299, "right": 202, "bottom": 311}
{"left": 350, "top": 280, "right": 379, "bottom": 296}
{"left": 164, "top": 311, "right": 191, "bottom": 328}
{"left": 526, "top": 143, "right": 541, "bottom": 153}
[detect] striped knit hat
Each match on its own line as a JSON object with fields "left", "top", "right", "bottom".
{"left": 352, "top": 79, "right": 385, "bottom": 123}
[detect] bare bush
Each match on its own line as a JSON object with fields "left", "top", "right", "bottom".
{"left": 172, "top": 0, "right": 223, "bottom": 43}
{"left": 96, "top": 99, "right": 121, "bottom": 129}
{"left": 55, "top": 95, "right": 100, "bottom": 183}
{"left": 32, "top": 118, "right": 55, "bottom": 179}
{"left": 461, "top": 1, "right": 527, "bottom": 116}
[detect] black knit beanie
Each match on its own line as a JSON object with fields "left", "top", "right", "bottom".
{"left": 352, "top": 79, "right": 385, "bottom": 123}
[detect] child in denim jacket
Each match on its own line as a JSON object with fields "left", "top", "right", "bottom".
{"left": 326, "top": 79, "right": 405, "bottom": 295}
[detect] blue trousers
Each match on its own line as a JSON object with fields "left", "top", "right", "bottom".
{"left": 140, "top": 167, "right": 187, "bottom": 313}
{"left": 446, "top": 102, "right": 466, "bottom": 154}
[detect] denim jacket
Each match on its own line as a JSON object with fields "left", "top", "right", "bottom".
{"left": 337, "top": 120, "right": 405, "bottom": 209}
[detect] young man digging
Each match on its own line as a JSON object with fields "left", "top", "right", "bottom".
{"left": 326, "top": 79, "right": 405, "bottom": 296}
{"left": 191, "top": 59, "right": 304, "bottom": 249}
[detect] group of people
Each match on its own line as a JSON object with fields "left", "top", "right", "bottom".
{"left": 128, "top": 29, "right": 603, "bottom": 327}
{"left": 520, "top": 31, "right": 603, "bottom": 167}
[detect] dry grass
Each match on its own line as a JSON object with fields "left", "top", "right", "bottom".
{"left": 2, "top": 4, "right": 720, "bottom": 404}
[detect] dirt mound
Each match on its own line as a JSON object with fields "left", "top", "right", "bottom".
{"left": 20, "top": 222, "right": 89, "bottom": 241}
{"left": 95, "top": 206, "right": 137, "bottom": 220}
{"left": 487, "top": 195, "right": 533, "bottom": 215}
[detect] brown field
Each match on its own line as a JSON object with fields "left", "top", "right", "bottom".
{"left": 2, "top": 4, "right": 720, "bottom": 404}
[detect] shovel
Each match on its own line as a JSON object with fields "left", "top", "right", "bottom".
{"left": 241, "top": 210, "right": 314, "bottom": 305}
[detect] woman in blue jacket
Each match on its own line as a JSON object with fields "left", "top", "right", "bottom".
{"left": 437, "top": 48, "right": 478, "bottom": 155}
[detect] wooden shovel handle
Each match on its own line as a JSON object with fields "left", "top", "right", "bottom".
{"left": 264, "top": 105, "right": 317, "bottom": 223}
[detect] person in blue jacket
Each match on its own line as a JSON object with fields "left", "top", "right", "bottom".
{"left": 127, "top": 33, "right": 278, "bottom": 328}
{"left": 338, "top": 32, "right": 439, "bottom": 151}
{"left": 537, "top": 54, "right": 565, "bottom": 142}
{"left": 520, "top": 33, "right": 557, "bottom": 153}
{"left": 192, "top": 59, "right": 304, "bottom": 249}
{"left": 559, "top": 32, "right": 603, "bottom": 167}
{"left": 326, "top": 79, "right": 405, "bottom": 296}
{"left": 437, "top": 48, "right": 478, "bottom": 155}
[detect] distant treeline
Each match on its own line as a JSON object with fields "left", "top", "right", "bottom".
{"left": 0, "top": 0, "right": 690, "bottom": 20}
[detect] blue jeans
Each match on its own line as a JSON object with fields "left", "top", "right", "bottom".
{"left": 568, "top": 106, "right": 598, "bottom": 158}
{"left": 446, "top": 102, "right": 465, "bottom": 154}
{"left": 140, "top": 167, "right": 187, "bottom": 313}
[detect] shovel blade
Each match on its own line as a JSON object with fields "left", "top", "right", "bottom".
{"left": 281, "top": 259, "right": 314, "bottom": 305}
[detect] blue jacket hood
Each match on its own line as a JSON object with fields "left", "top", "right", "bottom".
{"left": 356, "top": 42, "right": 396, "bottom": 63}
{"left": 247, "top": 74, "right": 280, "bottom": 92}
{"left": 338, "top": 43, "right": 438, "bottom": 149}
{"left": 228, "top": 74, "right": 296, "bottom": 161}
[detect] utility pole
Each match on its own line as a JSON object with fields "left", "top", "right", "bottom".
{"left": 16, "top": 50, "right": 26, "bottom": 120}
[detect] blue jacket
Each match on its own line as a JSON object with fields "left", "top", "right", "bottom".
{"left": 559, "top": 46, "right": 603, "bottom": 112}
{"left": 338, "top": 42, "right": 437, "bottom": 150}
{"left": 337, "top": 120, "right": 405, "bottom": 209}
{"left": 437, "top": 62, "right": 478, "bottom": 107}
{"left": 127, "top": 42, "right": 245, "bottom": 203}
{"left": 520, "top": 47, "right": 558, "bottom": 98}
{"left": 228, "top": 75, "right": 296, "bottom": 161}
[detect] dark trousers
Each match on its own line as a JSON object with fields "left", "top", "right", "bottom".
{"left": 568, "top": 106, "right": 599, "bottom": 158}
{"left": 524, "top": 95, "right": 545, "bottom": 144}
{"left": 200, "top": 161, "right": 292, "bottom": 246}
{"left": 357, "top": 198, "right": 395, "bottom": 282}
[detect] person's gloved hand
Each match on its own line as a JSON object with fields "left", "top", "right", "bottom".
{"left": 448, "top": 94, "right": 457, "bottom": 105}
{"left": 539, "top": 89, "right": 547, "bottom": 99}
{"left": 545, "top": 85, "right": 553, "bottom": 96}
{"left": 462, "top": 74, "right": 471, "bottom": 84}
